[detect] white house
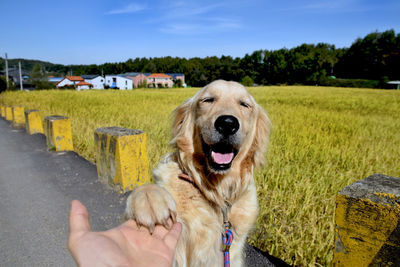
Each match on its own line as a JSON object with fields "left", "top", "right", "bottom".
{"left": 82, "top": 75, "right": 105, "bottom": 89}
{"left": 105, "top": 75, "right": 133, "bottom": 90}
{"left": 57, "top": 76, "right": 84, "bottom": 88}
{"left": 387, "top": 81, "right": 400, "bottom": 90}
{"left": 76, "top": 81, "right": 93, "bottom": 90}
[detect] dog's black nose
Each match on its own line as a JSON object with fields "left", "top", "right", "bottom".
{"left": 214, "top": 115, "right": 239, "bottom": 136}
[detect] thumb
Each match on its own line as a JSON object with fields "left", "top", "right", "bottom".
{"left": 69, "top": 200, "right": 91, "bottom": 236}
{"left": 164, "top": 222, "right": 182, "bottom": 251}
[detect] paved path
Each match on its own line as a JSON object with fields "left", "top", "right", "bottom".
{"left": 0, "top": 118, "right": 286, "bottom": 266}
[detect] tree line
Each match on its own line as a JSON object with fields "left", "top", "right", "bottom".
{"left": 1, "top": 29, "right": 399, "bottom": 88}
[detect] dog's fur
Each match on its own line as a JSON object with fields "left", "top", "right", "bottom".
{"left": 125, "top": 80, "right": 271, "bottom": 267}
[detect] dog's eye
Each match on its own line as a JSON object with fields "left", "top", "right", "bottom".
{"left": 202, "top": 97, "right": 215, "bottom": 103}
{"left": 240, "top": 101, "right": 250, "bottom": 108}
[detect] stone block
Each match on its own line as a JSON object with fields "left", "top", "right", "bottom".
{"left": 25, "top": 110, "right": 44, "bottom": 134}
{"left": 45, "top": 116, "right": 73, "bottom": 151}
{"left": 333, "top": 174, "right": 400, "bottom": 266}
{"left": 0, "top": 104, "right": 5, "bottom": 117}
{"left": 12, "top": 106, "right": 25, "bottom": 128}
{"left": 5, "top": 106, "right": 13, "bottom": 121}
{"left": 94, "top": 127, "right": 150, "bottom": 192}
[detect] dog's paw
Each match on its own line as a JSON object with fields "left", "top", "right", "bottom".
{"left": 125, "top": 184, "right": 177, "bottom": 233}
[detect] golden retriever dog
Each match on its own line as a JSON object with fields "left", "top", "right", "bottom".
{"left": 125, "top": 80, "right": 271, "bottom": 266}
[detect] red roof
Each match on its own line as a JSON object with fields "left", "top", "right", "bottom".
{"left": 76, "top": 81, "right": 93, "bottom": 86}
{"left": 148, "top": 73, "right": 172, "bottom": 78}
{"left": 66, "top": 76, "right": 84, "bottom": 81}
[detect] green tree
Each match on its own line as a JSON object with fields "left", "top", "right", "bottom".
{"left": 336, "top": 30, "right": 400, "bottom": 80}
{"left": 241, "top": 76, "right": 254, "bottom": 86}
{"left": 0, "top": 76, "right": 7, "bottom": 92}
{"left": 138, "top": 79, "right": 147, "bottom": 88}
{"left": 29, "top": 64, "right": 54, "bottom": 89}
{"left": 143, "top": 61, "right": 157, "bottom": 73}
{"left": 174, "top": 79, "right": 182, "bottom": 88}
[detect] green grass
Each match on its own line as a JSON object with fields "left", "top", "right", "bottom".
{"left": 1, "top": 86, "right": 399, "bottom": 266}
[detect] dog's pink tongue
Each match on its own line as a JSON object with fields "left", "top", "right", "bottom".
{"left": 212, "top": 151, "right": 234, "bottom": 164}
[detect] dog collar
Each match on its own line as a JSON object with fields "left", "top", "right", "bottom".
{"left": 178, "top": 172, "right": 196, "bottom": 186}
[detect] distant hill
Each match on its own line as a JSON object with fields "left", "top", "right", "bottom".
{"left": 0, "top": 57, "right": 71, "bottom": 76}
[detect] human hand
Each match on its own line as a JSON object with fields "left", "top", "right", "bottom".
{"left": 68, "top": 200, "right": 182, "bottom": 267}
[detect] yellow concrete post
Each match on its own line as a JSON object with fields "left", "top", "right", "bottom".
{"left": 12, "top": 106, "right": 25, "bottom": 128}
{"left": 25, "top": 110, "right": 44, "bottom": 134}
{"left": 0, "top": 104, "right": 5, "bottom": 117}
{"left": 333, "top": 174, "right": 400, "bottom": 266}
{"left": 94, "top": 127, "right": 150, "bottom": 192}
{"left": 5, "top": 106, "right": 13, "bottom": 121}
{"left": 44, "top": 116, "right": 73, "bottom": 151}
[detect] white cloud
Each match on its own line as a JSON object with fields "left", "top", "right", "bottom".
{"left": 213, "top": 18, "right": 242, "bottom": 29}
{"left": 110, "top": 1, "right": 243, "bottom": 35}
{"left": 107, "top": 3, "right": 147, "bottom": 15}
{"left": 278, "top": 0, "right": 367, "bottom": 13}
{"left": 303, "top": 0, "right": 351, "bottom": 10}
{"left": 155, "top": 1, "right": 242, "bottom": 35}
{"left": 160, "top": 23, "right": 199, "bottom": 34}
{"left": 160, "top": 19, "right": 242, "bottom": 35}
{"left": 301, "top": 0, "right": 372, "bottom": 13}
{"left": 178, "top": 3, "right": 225, "bottom": 16}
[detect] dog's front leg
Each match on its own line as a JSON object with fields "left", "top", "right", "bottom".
{"left": 125, "top": 184, "right": 177, "bottom": 233}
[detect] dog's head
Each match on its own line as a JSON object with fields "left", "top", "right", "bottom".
{"left": 171, "top": 80, "right": 270, "bottom": 178}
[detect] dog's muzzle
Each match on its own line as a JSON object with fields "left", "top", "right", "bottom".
{"left": 202, "top": 115, "right": 240, "bottom": 172}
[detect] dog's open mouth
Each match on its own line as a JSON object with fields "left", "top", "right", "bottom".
{"left": 202, "top": 139, "right": 238, "bottom": 172}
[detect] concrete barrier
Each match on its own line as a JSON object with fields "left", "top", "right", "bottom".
{"left": 0, "top": 104, "right": 5, "bottom": 117}
{"left": 44, "top": 116, "right": 73, "bottom": 151}
{"left": 94, "top": 127, "right": 150, "bottom": 192}
{"left": 12, "top": 106, "right": 25, "bottom": 128}
{"left": 25, "top": 110, "right": 44, "bottom": 135}
{"left": 5, "top": 106, "right": 13, "bottom": 121}
{"left": 333, "top": 174, "right": 400, "bottom": 266}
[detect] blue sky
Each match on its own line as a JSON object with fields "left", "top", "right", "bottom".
{"left": 2, "top": 0, "right": 399, "bottom": 65}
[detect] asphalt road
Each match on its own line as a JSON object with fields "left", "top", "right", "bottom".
{"left": 0, "top": 118, "right": 287, "bottom": 267}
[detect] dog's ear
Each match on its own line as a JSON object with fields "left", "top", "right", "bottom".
{"left": 251, "top": 105, "right": 271, "bottom": 168}
{"left": 170, "top": 98, "right": 194, "bottom": 152}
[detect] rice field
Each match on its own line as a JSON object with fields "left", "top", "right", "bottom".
{"left": 1, "top": 86, "right": 399, "bottom": 266}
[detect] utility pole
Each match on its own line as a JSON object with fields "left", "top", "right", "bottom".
{"left": 18, "top": 61, "right": 23, "bottom": 90}
{"left": 5, "top": 53, "right": 9, "bottom": 89}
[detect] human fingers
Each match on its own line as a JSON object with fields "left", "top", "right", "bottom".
{"left": 122, "top": 219, "right": 154, "bottom": 234}
{"left": 163, "top": 222, "right": 182, "bottom": 250}
{"left": 151, "top": 218, "right": 174, "bottom": 238}
{"left": 122, "top": 219, "right": 139, "bottom": 229}
{"left": 69, "top": 200, "right": 91, "bottom": 236}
